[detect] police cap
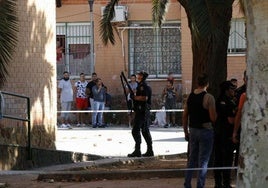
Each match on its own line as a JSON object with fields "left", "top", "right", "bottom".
{"left": 137, "top": 71, "right": 149, "bottom": 80}
{"left": 220, "top": 80, "right": 236, "bottom": 92}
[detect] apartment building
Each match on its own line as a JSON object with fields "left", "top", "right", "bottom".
{"left": 56, "top": 0, "right": 246, "bottom": 99}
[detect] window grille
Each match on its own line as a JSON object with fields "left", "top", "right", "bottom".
{"left": 228, "top": 19, "right": 246, "bottom": 54}
{"left": 129, "top": 23, "right": 181, "bottom": 78}
{"left": 56, "top": 23, "right": 92, "bottom": 79}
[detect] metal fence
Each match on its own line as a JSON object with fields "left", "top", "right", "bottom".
{"left": 56, "top": 23, "right": 93, "bottom": 79}
{"left": 0, "top": 91, "right": 31, "bottom": 160}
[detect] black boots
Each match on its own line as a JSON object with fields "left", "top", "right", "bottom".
{"left": 127, "top": 144, "right": 154, "bottom": 157}
{"left": 127, "top": 149, "right": 154, "bottom": 157}
{"left": 142, "top": 149, "right": 154, "bottom": 157}
{"left": 142, "top": 145, "right": 154, "bottom": 157}
{"left": 127, "top": 150, "right": 141, "bottom": 157}
{"left": 128, "top": 144, "right": 141, "bottom": 157}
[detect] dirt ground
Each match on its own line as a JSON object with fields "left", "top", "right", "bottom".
{"left": 0, "top": 175, "right": 220, "bottom": 188}
{"left": 0, "top": 154, "right": 236, "bottom": 188}
{"left": 82, "top": 154, "right": 188, "bottom": 172}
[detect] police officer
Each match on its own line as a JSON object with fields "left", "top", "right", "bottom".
{"left": 214, "top": 81, "right": 237, "bottom": 188}
{"left": 128, "top": 71, "right": 154, "bottom": 157}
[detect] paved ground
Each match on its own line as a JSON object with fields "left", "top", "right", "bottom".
{"left": 0, "top": 126, "right": 237, "bottom": 187}
{"left": 55, "top": 126, "right": 188, "bottom": 157}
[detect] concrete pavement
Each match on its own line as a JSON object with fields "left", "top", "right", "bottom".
{"left": 55, "top": 126, "right": 188, "bottom": 157}
{"left": 0, "top": 126, "right": 238, "bottom": 188}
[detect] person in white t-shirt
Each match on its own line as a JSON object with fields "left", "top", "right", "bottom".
{"left": 74, "top": 73, "right": 88, "bottom": 127}
{"left": 58, "top": 71, "right": 73, "bottom": 128}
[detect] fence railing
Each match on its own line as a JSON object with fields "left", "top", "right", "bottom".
{"left": 0, "top": 91, "right": 31, "bottom": 160}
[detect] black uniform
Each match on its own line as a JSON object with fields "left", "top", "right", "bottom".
{"left": 128, "top": 81, "right": 154, "bottom": 157}
{"left": 214, "top": 93, "right": 237, "bottom": 188}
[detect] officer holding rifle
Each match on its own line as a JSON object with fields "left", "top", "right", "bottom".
{"left": 127, "top": 71, "right": 154, "bottom": 157}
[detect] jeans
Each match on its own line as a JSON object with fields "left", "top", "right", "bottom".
{"left": 92, "top": 101, "right": 105, "bottom": 126}
{"left": 184, "top": 128, "right": 214, "bottom": 188}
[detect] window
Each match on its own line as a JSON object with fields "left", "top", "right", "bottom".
{"left": 129, "top": 23, "right": 181, "bottom": 78}
{"left": 228, "top": 19, "right": 246, "bottom": 54}
{"left": 56, "top": 23, "right": 93, "bottom": 79}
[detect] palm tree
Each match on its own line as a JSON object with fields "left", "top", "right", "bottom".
{"left": 100, "top": 0, "right": 234, "bottom": 97}
{"left": 178, "top": 0, "right": 234, "bottom": 97}
{"left": 0, "top": 0, "right": 18, "bottom": 88}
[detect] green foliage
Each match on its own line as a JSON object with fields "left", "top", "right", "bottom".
{"left": 152, "top": 0, "right": 168, "bottom": 27}
{"left": 186, "top": 0, "right": 234, "bottom": 48}
{"left": 99, "top": 0, "right": 120, "bottom": 45}
{"left": 0, "top": 0, "right": 18, "bottom": 87}
{"left": 100, "top": 0, "right": 169, "bottom": 45}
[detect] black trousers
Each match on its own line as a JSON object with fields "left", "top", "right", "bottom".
{"left": 213, "top": 133, "right": 235, "bottom": 186}
{"left": 132, "top": 110, "right": 152, "bottom": 150}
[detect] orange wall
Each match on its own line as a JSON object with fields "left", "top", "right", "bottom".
{"left": 227, "top": 55, "right": 246, "bottom": 86}
{"left": 57, "top": 1, "right": 181, "bottom": 96}
{"left": 57, "top": 0, "right": 246, "bottom": 97}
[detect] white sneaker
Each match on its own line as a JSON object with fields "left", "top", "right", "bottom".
{"left": 60, "top": 124, "right": 67, "bottom": 128}
{"left": 81, "top": 123, "right": 86, "bottom": 127}
{"left": 76, "top": 123, "right": 81, "bottom": 127}
{"left": 66, "top": 124, "right": 72, "bottom": 129}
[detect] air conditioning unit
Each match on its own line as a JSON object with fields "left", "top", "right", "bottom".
{"left": 101, "top": 6, "right": 128, "bottom": 22}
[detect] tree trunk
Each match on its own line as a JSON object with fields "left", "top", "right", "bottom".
{"left": 237, "top": 1, "right": 268, "bottom": 187}
{"left": 191, "top": 29, "right": 229, "bottom": 98}
{"left": 179, "top": 0, "right": 233, "bottom": 98}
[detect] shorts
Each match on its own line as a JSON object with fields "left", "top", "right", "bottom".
{"left": 61, "top": 101, "right": 72, "bottom": 119}
{"left": 165, "top": 100, "right": 176, "bottom": 115}
{"left": 76, "top": 98, "right": 88, "bottom": 110}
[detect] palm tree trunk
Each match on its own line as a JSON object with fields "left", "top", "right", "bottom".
{"left": 179, "top": 0, "right": 233, "bottom": 97}
{"left": 191, "top": 32, "right": 229, "bottom": 97}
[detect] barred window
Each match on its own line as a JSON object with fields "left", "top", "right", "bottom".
{"left": 56, "top": 23, "right": 93, "bottom": 79}
{"left": 228, "top": 19, "right": 246, "bottom": 54}
{"left": 129, "top": 23, "right": 181, "bottom": 78}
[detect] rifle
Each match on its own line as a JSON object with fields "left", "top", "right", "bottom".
{"left": 120, "top": 73, "right": 128, "bottom": 103}
{"left": 120, "top": 72, "right": 135, "bottom": 112}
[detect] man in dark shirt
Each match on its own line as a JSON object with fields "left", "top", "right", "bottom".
{"left": 183, "top": 73, "right": 217, "bottom": 188}
{"left": 127, "top": 71, "right": 154, "bottom": 157}
{"left": 91, "top": 78, "right": 106, "bottom": 128}
{"left": 86, "top": 72, "right": 98, "bottom": 109}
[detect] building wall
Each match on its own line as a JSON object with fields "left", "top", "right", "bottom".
{"left": 180, "top": 8, "right": 193, "bottom": 95}
{"left": 227, "top": 55, "right": 246, "bottom": 84}
{"left": 56, "top": 0, "right": 246, "bottom": 105}
{"left": 0, "top": 0, "right": 57, "bottom": 150}
{"left": 56, "top": 0, "right": 181, "bottom": 96}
